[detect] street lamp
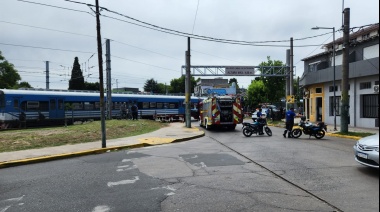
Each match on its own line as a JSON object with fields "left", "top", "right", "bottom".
{"left": 312, "top": 26, "right": 337, "bottom": 131}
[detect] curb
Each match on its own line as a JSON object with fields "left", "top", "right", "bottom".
{"left": 0, "top": 131, "right": 205, "bottom": 169}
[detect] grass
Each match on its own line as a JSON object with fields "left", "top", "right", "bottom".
{"left": 0, "top": 119, "right": 168, "bottom": 153}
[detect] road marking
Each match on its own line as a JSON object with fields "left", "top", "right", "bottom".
{"left": 107, "top": 176, "right": 139, "bottom": 187}
{"left": 92, "top": 205, "right": 111, "bottom": 212}
{"left": 0, "top": 206, "right": 11, "bottom": 212}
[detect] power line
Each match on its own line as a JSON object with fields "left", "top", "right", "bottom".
{"left": 192, "top": 0, "right": 200, "bottom": 34}
{"left": 112, "top": 55, "right": 179, "bottom": 72}
{"left": 16, "top": 0, "right": 93, "bottom": 15}
{"left": 0, "top": 20, "right": 96, "bottom": 38}
{"left": 0, "top": 42, "right": 95, "bottom": 54}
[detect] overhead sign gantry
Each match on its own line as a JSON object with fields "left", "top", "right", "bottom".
{"left": 181, "top": 65, "right": 290, "bottom": 77}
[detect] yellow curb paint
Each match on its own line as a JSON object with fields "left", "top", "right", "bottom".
{"left": 138, "top": 137, "right": 175, "bottom": 145}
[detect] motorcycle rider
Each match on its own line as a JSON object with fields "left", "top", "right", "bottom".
{"left": 283, "top": 107, "right": 296, "bottom": 138}
{"left": 256, "top": 108, "right": 265, "bottom": 135}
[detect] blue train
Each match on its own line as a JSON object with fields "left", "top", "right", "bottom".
{"left": 0, "top": 89, "right": 202, "bottom": 129}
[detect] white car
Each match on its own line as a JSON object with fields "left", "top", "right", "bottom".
{"left": 251, "top": 105, "right": 278, "bottom": 122}
{"left": 353, "top": 134, "right": 379, "bottom": 168}
{"left": 251, "top": 109, "right": 268, "bottom": 122}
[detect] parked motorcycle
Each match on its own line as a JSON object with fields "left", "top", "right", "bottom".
{"left": 242, "top": 118, "right": 272, "bottom": 137}
{"left": 291, "top": 116, "right": 327, "bottom": 139}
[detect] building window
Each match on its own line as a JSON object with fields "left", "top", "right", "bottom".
{"left": 375, "top": 81, "right": 379, "bottom": 85}
{"left": 362, "top": 94, "right": 378, "bottom": 118}
{"left": 329, "top": 86, "right": 338, "bottom": 92}
{"left": 316, "top": 88, "right": 322, "bottom": 93}
{"left": 329, "top": 96, "right": 341, "bottom": 116}
{"left": 308, "top": 61, "right": 320, "bottom": 72}
{"left": 360, "top": 82, "right": 371, "bottom": 90}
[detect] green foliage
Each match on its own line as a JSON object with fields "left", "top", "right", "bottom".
{"left": 228, "top": 78, "right": 240, "bottom": 89}
{"left": 144, "top": 78, "right": 160, "bottom": 93}
{"left": 84, "top": 81, "right": 100, "bottom": 90}
{"left": 68, "top": 57, "right": 85, "bottom": 90}
{"left": 247, "top": 56, "right": 286, "bottom": 108}
{"left": 169, "top": 75, "right": 197, "bottom": 93}
{"left": 157, "top": 83, "right": 168, "bottom": 94}
{"left": 247, "top": 80, "right": 267, "bottom": 109}
{"left": 13, "top": 81, "right": 32, "bottom": 89}
{"left": 0, "top": 51, "right": 21, "bottom": 89}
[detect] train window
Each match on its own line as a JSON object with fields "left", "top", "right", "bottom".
{"left": 84, "top": 102, "right": 94, "bottom": 110}
{"left": 14, "top": 99, "right": 19, "bottom": 108}
{"left": 27, "top": 101, "right": 39, "bottom": 109}
{"left": 0, "top": 91, "right": 4, "bottom": 108}
{"left": 169, "top": 103, "right": 176, "bottom": 109}
{"left": 72, "top": 102, "right": 83, "bottom": 110}
{"left": 150, "top": 102, "right": 156, "bottom": 108}
{"left": 95, "top": 102, "right": 100, "bottom": 110}
{"left": 157, "top": 103, "right": 163, "bottom": 109}
{"left": 50, "top": 99, "right": 56, "bottom": 110}
{"left": 114, "top": 102, "right": 121, "bottom": 110}
{"left": 142, "top": 102, "right": 149, "bottom": 109}
{"left": 58, "top": 100, "right": 64, "bottom": 110}
{"left": 39, "top": 101, "right": 49, "bottom": 110}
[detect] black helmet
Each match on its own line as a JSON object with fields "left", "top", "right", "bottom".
{"left": 301, "top": 116, "right": 306, "bottom": 121}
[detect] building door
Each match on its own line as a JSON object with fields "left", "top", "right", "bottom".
{"left": 316, "top": 97, "right": 323, "bottom": 121}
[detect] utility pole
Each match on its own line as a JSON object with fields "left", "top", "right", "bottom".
{"left": 185, "top": 37, "right": 191, "bottom": 128}
{"left": 290, "top": 37, "right": 294, "bottom": 109}
{"left": 106, "top": 39, "right": 112, "bottom": 120}
{"left": 45, "top": 61, "right": 49, "bottom": 89}
{"left": 341, "top": 8, "right": 350, "bottom": 133}
{"left": 95, "top": 0, "right": 106, "bottom": 147}
{"left": 285, "top": 49, "right": 290, "bottom": 109}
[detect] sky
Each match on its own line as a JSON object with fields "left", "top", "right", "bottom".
{"left": 1, "top": 0, "right": 379, "bottom": 91}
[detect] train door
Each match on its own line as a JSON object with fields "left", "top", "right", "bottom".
{"left": 49, "top": 98, "right": 65, "bottom": 119}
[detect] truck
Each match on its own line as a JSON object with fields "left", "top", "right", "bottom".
{"left": 199, "top": 95, "right": 243, "bottom": 130}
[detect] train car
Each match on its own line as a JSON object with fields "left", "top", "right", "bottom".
{"left": 0, "top": 89, "right": 202, "bottom": 129}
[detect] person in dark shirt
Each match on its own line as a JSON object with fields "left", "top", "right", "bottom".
{"left": 283, "top": 108, "right": 296, "bottom": 138}
{"left": 131, "top": 103, "right": 138, "bottom": 120}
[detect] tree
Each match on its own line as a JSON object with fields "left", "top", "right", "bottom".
{"left": 84, "top": 82, "right": 100, "bottom": 91}
{"left": 68, "top": 57, "right": 85, "bottom": 90}
{"left": 144, "top": 78, "right": 160, "bottom": 93}
{"left": 169, "top": 75, "right": 197, "bottom": 93}
{"left": 157, "top": 83, "right": 168, "bottom": 94}
{"left": 14, "top": 81, "right": 32, "bottom": 89}
{"left": 228, "top": 78, "right": 240, "bottom": 89}
{"left": 257, "top": 56, "right": 286, "bottom": 104}
{"left": 0, "top": 51, "right": 21, "bottom": 89}
{"left": 247, "top": 80, "right": 267, "bottom": 110}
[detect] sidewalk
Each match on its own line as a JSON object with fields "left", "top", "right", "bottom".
{"left": 0, "top": 122, "right": 204, "bottom": 169}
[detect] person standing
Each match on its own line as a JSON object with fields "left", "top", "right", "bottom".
{"left": 131, "top": 103, "right": 138, "bottom": 120}
{"left": 283, "top": 107, "right": 296, "bottom": 138}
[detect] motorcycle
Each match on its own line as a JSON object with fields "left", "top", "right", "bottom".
{"left": 242, "top": 118, "right": 272, "bottom": 137}
{"left": 291, "top": 118, "right": 327, "bottom": 139}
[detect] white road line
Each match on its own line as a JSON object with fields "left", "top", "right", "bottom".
{"left": 107, "top": 176, "right": 140, "bottom": 187}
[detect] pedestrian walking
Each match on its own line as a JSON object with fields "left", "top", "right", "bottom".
{"left": 131, "top": 103, "right": 138, "bottom": 120}
{"left": 283, "top": 107, "right": 296, "bottom": 138}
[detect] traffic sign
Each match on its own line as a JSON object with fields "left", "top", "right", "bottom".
{"left": 286, "top": 95, "right": 295, "bottom": 103}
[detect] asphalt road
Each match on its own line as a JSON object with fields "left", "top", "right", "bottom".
{"left": 0, "top": 124, "right": 378, "bottom": 212}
